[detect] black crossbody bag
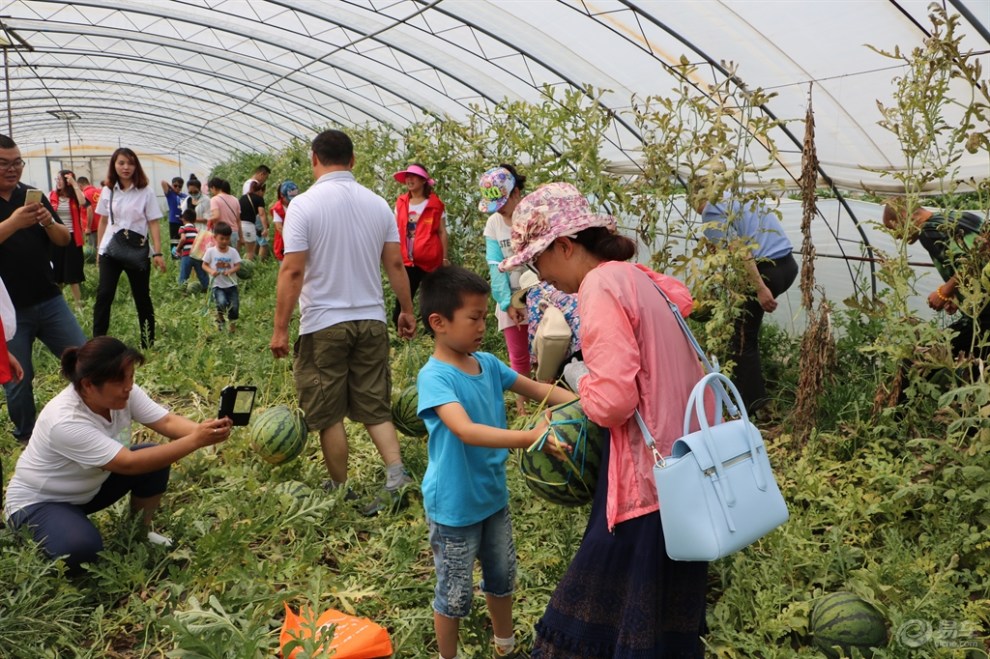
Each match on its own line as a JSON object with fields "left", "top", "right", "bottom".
{"left": 103, "top": 187, "right": 149, "bottom": 271}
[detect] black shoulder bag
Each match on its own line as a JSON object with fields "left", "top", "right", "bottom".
{"left": 103, "top": 187, "right": 150, "bottom": 271}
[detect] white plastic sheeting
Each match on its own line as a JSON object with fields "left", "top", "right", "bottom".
{"left": 0, "top": 0, "right": 986, "bottom": 189}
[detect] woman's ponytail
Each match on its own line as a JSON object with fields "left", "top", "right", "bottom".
{"left": 60, "top": 347, "right": 80, "bottom": 382}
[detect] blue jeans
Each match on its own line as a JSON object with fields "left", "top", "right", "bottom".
{"left": 255, "top": 219, "right": 268, "bottom": 247}
{"left": 212, "top": 285, "right": 239, "bottom": 321}
{"left": 428, "top": 506, "right": 516, "bottom": 618}
{"left": 179, "top": 256, "right": 208, "bottom": 288}
{"left": 8, "top": 443, "right": 168, "bottom": 573}
{"left": 3, "top": 295, "right": 87, "bottom": 440}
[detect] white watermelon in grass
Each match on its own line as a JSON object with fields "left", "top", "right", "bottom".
{"left": 250, "top": 405, "right": 308, "bottom": 465}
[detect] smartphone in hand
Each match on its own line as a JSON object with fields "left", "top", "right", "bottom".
{"left": 24, "top": 189, "right": 43, "bottom": 205}
{"left": 218, "top": 385, "right": 257, "bottom": 426}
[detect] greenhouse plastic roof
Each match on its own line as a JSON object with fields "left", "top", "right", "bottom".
{"left": 1, "top": 0, "right": 987, "bottom": 191}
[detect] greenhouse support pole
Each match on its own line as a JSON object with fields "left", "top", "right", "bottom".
{"left": 3, "top": 47, "right": 10, "bottom": 137}
{"left": 947, "top": 0, "right": 990, "bottom": 45}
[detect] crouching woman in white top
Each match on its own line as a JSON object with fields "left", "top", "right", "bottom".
{"left": 3, "top": 336, "right": 232, "bottom": 573}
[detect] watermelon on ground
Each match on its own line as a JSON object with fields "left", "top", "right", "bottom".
{"left": 272, "top": 480, "right": 313, "bottom": 500}
{"left": 810, "top": 591, "right": 888, "bottom": 658}
{"left": 519, "top": 399, "right": 604, "bottom": 507}
{"left": 250, "top": 405, "right": 308, "bottom": 465}
{"left": 392, "top": 385, "right": 426, "bottom": 437}
{"left": 185, "top": 279, "right": 204, "bottom": 295}
{"left": 238, "top": 259, "right": 256, "bottom": 280}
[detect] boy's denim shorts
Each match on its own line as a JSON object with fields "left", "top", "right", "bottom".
{"left": 428, "top": 506, "right": 516, "bottom": 619}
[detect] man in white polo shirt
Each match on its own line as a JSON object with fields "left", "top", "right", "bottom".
{"left": 270, "top": 129, "right": 416, "bottom": 515}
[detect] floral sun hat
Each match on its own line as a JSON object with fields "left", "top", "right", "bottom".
{"left": 498, "top": 182, "right": 617, "bottom": 272}
{"left": 478, "top": 166, "right": 516, "bottom": 213}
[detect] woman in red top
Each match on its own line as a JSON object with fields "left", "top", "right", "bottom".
{"left": 391, "top": 163, "right": 448, "bottom": 326}
{"left": 49, "top": 170, "right": 87, "bottom": 305}
{"left": 270, "top": 180, "right": 299, "bottom": 262}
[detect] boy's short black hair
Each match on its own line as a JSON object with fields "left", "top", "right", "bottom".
{"left": 213, "top": 222, "right": 232, "bottom": 237}
{"left": 419, "top": 265, "right": 491, "bottom": 336}
{"left": 181, "top": 207, "right": 197, "bottom": 222}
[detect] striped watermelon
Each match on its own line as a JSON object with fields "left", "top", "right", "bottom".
{"left": 237, "top": 258, "right": 255, "bottom": 280}
{"left": 810, "top": 592, "right": 887, "bottom": 658}
{"left": 185, "top": 279, "right": 204, "bottom": 295}
{"left": 272, "top": 480, "right": 313, "bottom": 499}
{"left": 250, "top": 405, "right": 308, "bottom": 465}
{"left": 392, "top": 385, "right": 426, "bottom": 438}
{"left": 519, "top": 399, "right": 604, "bottom": 507}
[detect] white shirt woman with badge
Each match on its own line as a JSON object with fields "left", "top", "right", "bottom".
{"left": 93, "top": 148, "right": 165, "bottom": 348}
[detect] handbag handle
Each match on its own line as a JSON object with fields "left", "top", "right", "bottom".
{"left": 647, "top": 281, "right": 738, "bottom": 418}
{"left": 634, "top": 276, "right": 740, "bottom": 460}
{"left": 686, "top": 373, "right": 771, "bottom": 502}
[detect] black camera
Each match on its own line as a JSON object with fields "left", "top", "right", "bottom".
{"left": 218, "top": 385, "right": 257, "bottom": 426}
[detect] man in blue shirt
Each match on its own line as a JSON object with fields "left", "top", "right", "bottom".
{"left": 699, "top": 195, "right": 798, "bottom": 414}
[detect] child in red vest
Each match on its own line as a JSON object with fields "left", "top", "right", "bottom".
{"left": 0, "top": 282, "right": 23, "bottom": 385}
{"left": 1, "top": 281, "right": 24, "bottom": 513}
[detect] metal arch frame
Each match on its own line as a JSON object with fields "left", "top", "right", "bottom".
{"left": 9, "top": 1, "right": 636, "bottom": 182}
{"left": 12, "top": 92, "right": 277, "bottom": 158}
{"left": 255, "top": 0, "right": 646, "bottom": 188}
{"left": 12, "top": 104, "right": 258, "bottom": 155}
{"left": 12, "top": 117, "right": 223, "bottom": 164}
{"left": 369, "top": 0, "right": 649, "bottom": 167}
{"left": 414, "top": 0, "right": 871, "bottom": 295}
{"left": 264, "top": 0, "right": 511, "bottom": 107}
{"left": 8, "top": 64, "right": 324, "bottom": 142}
{"left": 13, "top": 120, "right": 231, "bottom": 164}
{"left": 20, "top": 1, "right": 651, "bottom": 173}
{"left": 591, "top": 0, "right": 878, "bottom": 296}
{"left": 10, "top": 84, "right": 295, "bottom": 145}
{"left": 8, "top": 22, "right": 394, "bottom": 126}
{"left": 947, "top": 0, "right": 990, "bottom": 45}
{"left": 5, "top": 16, "right": 415, "bottom": 130}
{"left": 14, "top": 52, "right": 356, "bottom": 132}
{"left": 15, "top": 0, "right": 510, "bottom": 129}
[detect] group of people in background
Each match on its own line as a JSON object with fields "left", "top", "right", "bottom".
{"left": 1, "top": 123, "right": 810, "bottom": 659}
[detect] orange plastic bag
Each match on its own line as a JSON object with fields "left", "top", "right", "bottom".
{"left": 280, "top": 602, "right": 393, "bottom": 659}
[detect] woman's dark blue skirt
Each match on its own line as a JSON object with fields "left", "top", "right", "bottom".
{"left": 532, "top": 433, "right": 709, "bottom": 658}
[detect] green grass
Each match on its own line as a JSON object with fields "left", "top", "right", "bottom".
{"left": 1, "top": 246, "right": 989, "bottom": 657}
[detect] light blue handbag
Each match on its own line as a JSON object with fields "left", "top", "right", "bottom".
{"left": 635, "top": 283, "right": 788, "bottom": 562}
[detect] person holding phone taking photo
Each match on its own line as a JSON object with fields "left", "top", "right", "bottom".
{"left": 3, "top": 336, "right": 233, "bottom": 574}
{"left": 0, "top": 134, "right": 88, "bottom": 446}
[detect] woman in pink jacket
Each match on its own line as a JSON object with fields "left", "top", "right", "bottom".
{"left": 499, "top": 183, "right": 708, "bottom": 658}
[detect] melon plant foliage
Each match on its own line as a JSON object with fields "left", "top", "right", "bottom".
{"left": 2, "top": 8, "right": 989, "bottom": 657}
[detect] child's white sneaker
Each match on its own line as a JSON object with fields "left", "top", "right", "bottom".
{"left": 147, "top": 531, "right": 174, "bottom": 547}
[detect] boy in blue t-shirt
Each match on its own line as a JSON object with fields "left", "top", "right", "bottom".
{"left": 417, "top": 265, "right": 575, "bottom": 659}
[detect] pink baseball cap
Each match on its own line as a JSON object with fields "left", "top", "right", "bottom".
{"left": 498, "top": 182, "right": 617, "bottom": 272}
{"left": 393, "top": 164, "right": 435, "bottom": 186}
